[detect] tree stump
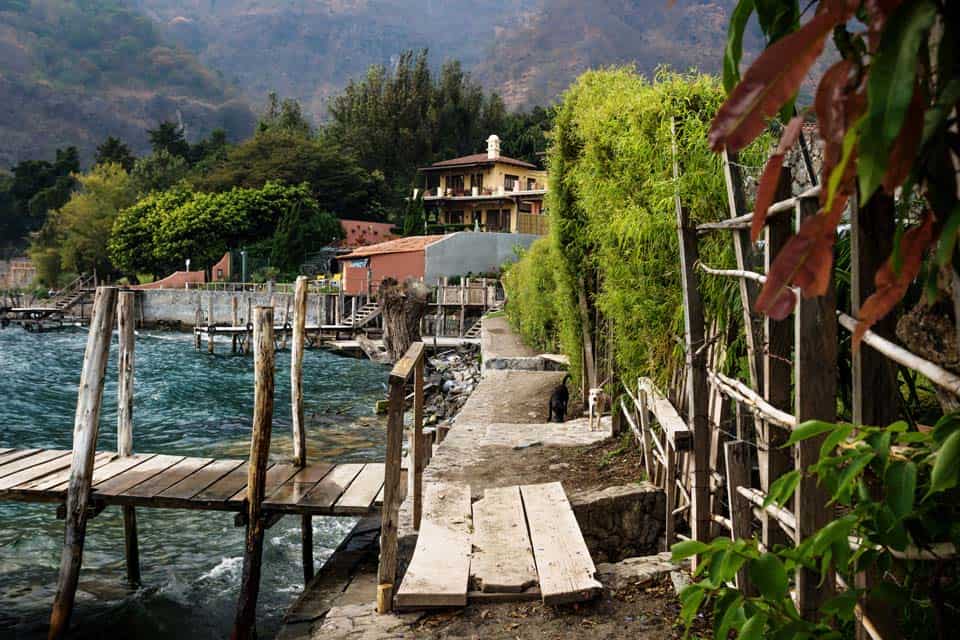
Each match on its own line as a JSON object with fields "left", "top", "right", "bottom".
{"left": 379, "top": 277, "right": 430, "bottom": 362}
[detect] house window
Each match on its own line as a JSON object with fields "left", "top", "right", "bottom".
{"left": 448, "top": 174, "right": 465, "bottom": 194}
{"left": 527, "top": 177, "right": 537, "bottom": 190}
{"left": 446, "top": 210, "right": 464, "bottom": 225}
{"left": 504, "top": 174, "right": 519, "bottom": 191}
{"left": 470, "top": 173, "right": 484, "bottom": 191}
{"left": 425, "top": 173, "right": 440, "bottom": 190}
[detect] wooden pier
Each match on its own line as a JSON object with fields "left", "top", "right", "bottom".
{"left": 0, "top": 281, "right": 426, "bottom": 639}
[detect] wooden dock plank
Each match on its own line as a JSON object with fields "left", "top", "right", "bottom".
{"left": 333, "top": 463, "right": 385, "bottom": 515}
{"left": 471, "top": 485, "right": 538, "bottom": 593}
{"left": 159, "top": 459, "right": 245, "bottom": 500}
{"left": 0, "top": 449, "right": 43, "bottom": 466}
{"left": 0, "top": 452, "right": 76, "bottom": 491}
{"left": 396, "top": 482, "right": 472, "bottom": 609}
{"left": 0, "top": 450, "right": 68, "bottom": 480}
{"left": 124, "top": 457, "right": 213, "bottom": 498}
{"left": 229, "top": 462, "right": 301, "bottom": 503}
{"left": 192, "top": 463, "right": 251, "bottom": 506}
{"left": 0, "top": 448, "right": 12, "bottom": 457}
{"left": 297, "top": 463, "right": 364, "bottom": 509}
{"left": 521, "top": 482, "right": 601, "bottom": 606}
{"left": 79, "top": 454, "right": 156, "bottom": 490}
{"left": 263, "top": 462, "right": 335, "bottom": 508}
{"left": 20, "top": 452, "right": 116, "bottom": 493}
{"left": 94, "top": 455, "right": 185, "bottom": 496}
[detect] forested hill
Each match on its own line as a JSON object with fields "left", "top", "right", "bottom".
{"left": 0, "top": 0, "right": 256, "bottom": 167}
{"left": 131, "top": 0, "right": 750, "bottom": 116}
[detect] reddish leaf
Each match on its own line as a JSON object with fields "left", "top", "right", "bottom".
{"left": 864, "top": 0, "right": 907, "bottom": 53}
{"left": 882, "top": 82, "right": 926, "bottom": 194}
{"left": 815, "top": 60, "right": 863, "bottom": 206}
{"left": 854, "top": 214, "right": 936, "bottom": 347}
{"left": 755, "top": 196, "right": 847, "bottom": 319}
{"left": 709, "top": 7, "right": 849, "bottom": 153}
{"left": 751, "top": 116, "right": 804, "bottom": 242}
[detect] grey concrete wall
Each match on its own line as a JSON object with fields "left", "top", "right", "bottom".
{"left": 134, "top": 289, "right": 362, "bottom": 328}
{"left": 424, "top": 232, "right": 539, "bottom": 281}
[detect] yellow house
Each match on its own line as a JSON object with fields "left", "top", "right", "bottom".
{"left": 417, "top": 135, "right": 549, "bottom": 235}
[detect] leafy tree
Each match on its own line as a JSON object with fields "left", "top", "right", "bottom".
{"left": 258, "top": 93, "right": 313, "bottom": 137}
{"left": 95, "top": 136, "right": 135, "bottom": 172}
{"left": 109, "top": 187, "right": 192, "bottom": 277}
{"left": 0, "top": 147, "right": 78, "bottom": 249}
{"left": 131, "top": 149, "right": 189, "bottom": 194}
{"left": 270, "top": 202, "right": 342, "bottom": 275}
{"left": 31, "top": 162, "right": 136, "bottom": 278}
{"left": 147, "top": 120, "right": 190, "bottom": 159}
{"left": 400, "top": 191, "right": 426, "bottom": 236}
{"left": 193, "top": 129, "right": 386, "bottom": 219}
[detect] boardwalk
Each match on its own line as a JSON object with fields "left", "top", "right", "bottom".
{"left": 0, "top": 448, "right": 387, "bottom": 516}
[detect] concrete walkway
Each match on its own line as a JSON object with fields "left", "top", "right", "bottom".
{"left": 277, "top": 317, "right": 616, "bottom": 640}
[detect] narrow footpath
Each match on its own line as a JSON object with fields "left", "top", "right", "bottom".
{"left": 277, "top": 317, "right": 692, "bottom": 640}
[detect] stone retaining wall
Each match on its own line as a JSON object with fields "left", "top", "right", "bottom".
{"left": 569, "top": 482, "right": 665, "bottom": 563}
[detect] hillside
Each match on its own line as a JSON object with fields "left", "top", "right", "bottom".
{"left": 133, "top": 0, "right": 756, "bottom": 114}
{"left": 0, "top": 0, "right": 256, "bottom": 166}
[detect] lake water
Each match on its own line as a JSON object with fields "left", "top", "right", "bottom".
{"left": 0, "top": 326, "right": 389, "bottom": 638}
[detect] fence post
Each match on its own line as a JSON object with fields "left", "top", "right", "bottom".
{"left": 673, "top": 118, "right": 710, "bottom": 560}
{"left": 49, "top": 287, "right": 118, "bottom": 639}
{"left": 232, "top": 306, "right": 275, "bottom": 640}
{"left": 762, "top": 169, "right": 794, "bottom": 549}
{"left": 116, "top": 290, "right": 141, "bottom": 586}
{"left": 850, "top": 191, "right": 900, "bottom": 639}
{"left": 794, "top": 195, "right": 837, "bottom": 619}
{"left": 724, "top": 440, "right": 756, "bottom": 595}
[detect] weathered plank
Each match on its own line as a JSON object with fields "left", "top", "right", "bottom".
{"left": 83, "top": 454, "right": 155, "bottom": 489}
{"left": 124, "top": 457, "right": 213, "bottom": 498}
{"left": 0, "top": 448, "right": 39, "bottom": 465}
{"left": 0, "top": 450, "right": 69, "bottom": 480}
{"left": 230, "top": 463, "right": 301, "bottom": 503}
{"left": 299, "top": 463, "right": 364, "bottom": 509}
{"left": 18, "top": 452, "right": 115, "bottom": 493}
{"left": 395, "top": 482, "right": 472, "bottom": 608}
{"left": 192, "top": 463, "right": 252, "bottom": 506}
{"left": 159, "top": 459, "right": 245, "bottom": 500}
{"left": 94, "top": 455, "right": 184, "bottom": 496}
{"left": 0, "top": 452, "right": 75, "bottom": 491}
{"left": 263, "top": 462, "right": 335, "bottom": 507}
{"left": 521, "top": 482, "right": 601, "bottom": 606}
{"left": 334, "top": 463, "right": 385, "bottom": 514}
{"left": 724, "top": 441, "right": 756, "bottom": 596}
{"left": 471, "top": 485, "right": 537, "bottom": 593}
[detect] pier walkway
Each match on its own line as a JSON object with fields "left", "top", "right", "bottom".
{"left": 0, "top": 449, "right": 387, "bottom": 517}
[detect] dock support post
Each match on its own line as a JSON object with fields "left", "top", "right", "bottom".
{"left": 232, "top": 306, "right": 275, "bottom": 640}
{"left": 207, "top": 295, "right": 215, "bottom": 354}
{"left": 245, "top": 297, "right": 252, "bottom": 355}
{"left": 291, "top": 276, "right": 314, "bottom": 584}
{"left": 232, "top": 296, "right": 239, "bottom": 353}
{"left": 49, "top": 286, "right": 118, "bottom": 640}
{"left": 116, "top": 290, "right": 140, "bottom": 586}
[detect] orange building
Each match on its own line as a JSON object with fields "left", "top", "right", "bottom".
{"left": 338, "top": 235, "right": 443, "bottom": 295}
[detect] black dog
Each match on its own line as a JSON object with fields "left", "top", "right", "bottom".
{"left": 548, "top": 374, "right": 571, "bottom": 423}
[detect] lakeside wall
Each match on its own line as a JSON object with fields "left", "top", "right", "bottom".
{"left": 134, "top": 289, "right": 363, "bottom": 327}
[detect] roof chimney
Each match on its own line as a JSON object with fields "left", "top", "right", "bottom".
{"left": 486, "top": 134, "right": 501, "bottom": 160}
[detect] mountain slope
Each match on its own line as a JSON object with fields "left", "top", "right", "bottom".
{"left": 0, "top": 0, "right": 256, "bottom": 166}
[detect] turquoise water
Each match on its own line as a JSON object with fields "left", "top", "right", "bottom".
{"left": 0, "top": 327, "right": 389, "bottom": 638}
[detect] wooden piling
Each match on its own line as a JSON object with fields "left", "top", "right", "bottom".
{"left": 794, "top": 195, "right": 836, "bottom": 618}
{"left": 49, "top": 287, "right": 118, "bottom": 640}
{"left": 232, "top": 296, "right": 239, "bottom": 353}
{"left": 231, "top": 306, "right": 275, "bottom": 640}
{"left": 245, "top": 297, "right": 252, "bottom": 355}
{"left": 116, "top": 290, "right": 141, "bottom": 585}
{"left": 291, "top": 277, "right": 314, "bottom": 584}
{"left": 207, "top": 295, "right": 215, "bottom": 354}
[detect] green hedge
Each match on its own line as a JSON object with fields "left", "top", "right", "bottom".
{"left": 504, "top": 68, "right": 769, "bottom": 391}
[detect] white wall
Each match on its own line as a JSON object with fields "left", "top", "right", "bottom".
{"left": 424, "top": 232, "right": 539, "bottom": 281}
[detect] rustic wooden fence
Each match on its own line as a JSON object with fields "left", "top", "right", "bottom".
{"left": 617, "top": 132, "right": 960, "bottom": 638}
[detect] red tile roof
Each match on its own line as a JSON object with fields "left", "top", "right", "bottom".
{"left": 420, "top": 153, "right": 538, "bottom": 171}
{"left": 338, "top": 235, "right": 445, "bottom": 259}
{"left": 338, "top": 219, "right": 396, "bottom": 249}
